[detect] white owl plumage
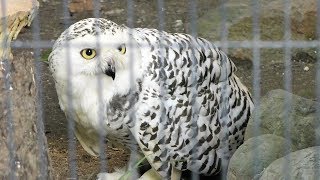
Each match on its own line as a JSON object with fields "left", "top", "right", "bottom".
{"left": 49, "top": 18, "right": 254, "bottom": 179}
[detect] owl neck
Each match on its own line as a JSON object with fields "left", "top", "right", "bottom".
{"left": 106, "top": 82, "right": 141, "bottom": 127}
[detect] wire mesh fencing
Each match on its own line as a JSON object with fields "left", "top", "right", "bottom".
{"left": 1, "top": 0, "right": 320, "bottom": 179}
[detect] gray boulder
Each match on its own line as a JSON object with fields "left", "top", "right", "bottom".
{"left": 245, "top": 89, "right": 320, "bottom": 150}
{"left": 227, "top": 134, "right": 294, "bottom": 180}
{"left": 260, "top": 146, "right": 320, "bottom": 180}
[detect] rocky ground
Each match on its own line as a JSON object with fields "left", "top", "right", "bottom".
{"left": 12, "top": 0, "right": 318, "bottom": 179}
{"left": 228, "top": 90, "right": 320, "bottom": 180}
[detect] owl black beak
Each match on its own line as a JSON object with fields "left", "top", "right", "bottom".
{"left": 104, "top": 64, "right": 115, "bottom": 80}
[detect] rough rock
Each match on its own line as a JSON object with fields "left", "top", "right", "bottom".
{"left": 68, "top": 0, "right": 100, "bottom": 13}
{"left": 260, "top": 146, "right": 320, "bottom": 180}
{"left": 245, "top": 89, "right": 320, "bottom": 150}
{"left": 227, "top": 134, "right": 294, "bottom": 180}
{"left": 197, "top": 0, "right": 316, "bottom": 62}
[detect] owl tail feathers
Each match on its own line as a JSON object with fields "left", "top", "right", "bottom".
{"left": 74, "top": 127, "right": 100, "bottom": 156}
{"left": 138, "top": 168, "right": 162, "bottom": 180}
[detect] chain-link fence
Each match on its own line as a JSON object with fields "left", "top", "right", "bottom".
{"left": 1, "top": 0, "right": 319, "bottom": 179}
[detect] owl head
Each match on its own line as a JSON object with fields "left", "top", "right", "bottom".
{"left": 49, "top": 18, "right": 142, "bottom": 95}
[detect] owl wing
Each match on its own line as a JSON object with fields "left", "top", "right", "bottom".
{"left": 127, "top": 31, "right": 235, "bottom": 178}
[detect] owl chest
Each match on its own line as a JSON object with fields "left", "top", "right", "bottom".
{"left": 60, "top": 86, "right": 133, "bottom": 147}
{"left": 55, "top": 82, "right": 104, "bottom": 133}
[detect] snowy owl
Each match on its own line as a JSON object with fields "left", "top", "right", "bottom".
{"left": 49, "top": 18, "right": 254, "bottom": 179}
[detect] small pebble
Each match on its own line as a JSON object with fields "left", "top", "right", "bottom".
{"left": 174, "top": 20, "right": 183, "bottom": 27}
{"left": 304, "top": 66, "right": 309, "bottom": 71}
{"left": 104, "top": 9, "right": 124, "bottom": 15}
{"left": 15, "top": 161, "right": 21, "bottom": 169}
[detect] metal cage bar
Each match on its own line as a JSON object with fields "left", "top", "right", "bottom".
{"left": 1, "top": 0, "right": 319, "bottom": 179}
{"left": 62, "top": 0, "right": 78, "bottom": 178}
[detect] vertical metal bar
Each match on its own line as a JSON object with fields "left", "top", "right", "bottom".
{"left": 283, "top": 0, "right": 292, "bottom": 179}
{"left": 92, "top": 0, "right": 107, "bottom": 173}
{"left": 219, "top": 0, "right": 228, "bottom": 53}
{"left": 218, "top": 1, "right": 230, "bottom": 179}
{"left": 157, "top": 0, "right": 165, "bottom": 31}
{"left": 1, "top": 0, "right": 16, "bottom": 179}
{"left": 156, "top": 0, "right": 165, "bottom": 97}
{"left": 187, "top": 1, "right": 199, "bottom": 180}
{"left": 251, "top": 0, "right": 262, "bottom": 177}
{"left": 126, "top": 0, "right": 140, "bottom": 179}
{"left": 188, "top": 0, "right": 197, "bottom": 37}
{"left": 30, "top": 0, "right": 48, "bottom": 178}
{"left": 156, "top": 0, "right": 165, "bottom": 144}
{"left": 62, "top": 0, "right": 77, "bottom": 178}
{"left": 315, "top": 0, "right": 320, "bottom": 178}
{"left": 156, "top": 0, "right": 167, "bottom": 178}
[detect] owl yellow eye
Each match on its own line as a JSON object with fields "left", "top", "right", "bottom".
{"left": 118, "top": 44, "right": 126, "bottom": 54}
{"left": 80, "top": 49, "right": 96, "bottom": 60}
